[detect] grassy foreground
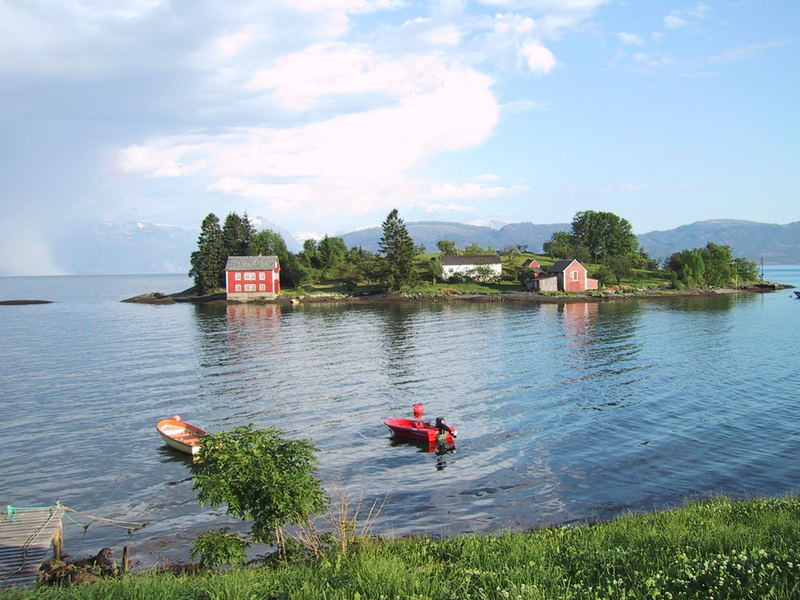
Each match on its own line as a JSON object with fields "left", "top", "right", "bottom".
{"left": 5, "top": 496, "right": 800, "bottom": 600}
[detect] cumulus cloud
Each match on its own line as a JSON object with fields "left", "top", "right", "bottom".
{"left": 247, "top": 44, "right": 460, "bottom": 110}
{"left": 121, "top": 40, "right": 509, "bottom": 220}
{"left": 617, "top": 31, "right": 644, "bottom": 46}
{"left": 520, "top": 42, "right": 557, "bottom": 72}
{"left": 1, "top": 0, "right": 612, "bottom": 274}
{"left": 108, "top": 0, "right": 609, "bottom": 224}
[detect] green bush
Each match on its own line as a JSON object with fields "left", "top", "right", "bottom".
{"left": 190, "top": 528, "right": 250, "bottom": 570}
{"left": 190, "top": 425, "right": 326, "bottom": 547}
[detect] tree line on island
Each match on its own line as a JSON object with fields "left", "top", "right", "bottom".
{"left": 189, "top": 208, "right": 760, "bottom": 295}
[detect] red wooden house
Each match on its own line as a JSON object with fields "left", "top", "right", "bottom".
{"left": 549, "top": 259, "right": 598, "bottom": 292}
{"left": 526, "top": 259, "right": 598, "bottom": 292}
{"left": 225, "top": 256, "right": 281, "bottom": 301}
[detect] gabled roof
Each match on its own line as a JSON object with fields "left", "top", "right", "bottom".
{"left": 549, "top": 259, "right": 584, "bottom": 273}
{"left": 225, "top": 255, "right": 279, "bottom": 270}
{"left": 440, "top": 254, "right": 502, "bottom": 266}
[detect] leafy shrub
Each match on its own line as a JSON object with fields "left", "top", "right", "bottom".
{"left": 190, "top": 425, "right": 326, "bottom": 548}
{"left": 190, "top": 528, "right": 250, "bottom": 570}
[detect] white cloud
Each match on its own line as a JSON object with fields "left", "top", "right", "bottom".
{"left": 120, "top": 142, "right": 211, "bottom": 177}
{"left": 663, "top": 15, "right": 688, "bottom": 29}
{"left": 122, "top": 54, "right": 501, "bottom": 220}
{"left": 423, "top": 182, "right": 529, "bottom": 200}
{"left": 519, "top": 42, "right": 557, "bottom": 72}
{"left": 248, "top": 44, "right": 458, "bottom": 110}
{"left": 501, "top": 99, "right": 549, "bottom": 112}
{"left": 663, "top": 2, "right": 710, "bottom": 30}
{"left": 617, "top": 31, "right": 644, "bottom": 46}
{"left": 425, "top": 25, "right": 462, "bottom": 46}
{"left": 288, "top": 0, "right": 404, "bottom": 13}
{"left": 477, "top": 0, "right": 606, "bottom": 11}
{"left": 215, "top": 30, "right": 254, "bottom": 57}
{"left": 632, "top": 52, "right": 674, "bottom": 69}
{"left": 420, "top": 202, "right": 475, "bottom": 213}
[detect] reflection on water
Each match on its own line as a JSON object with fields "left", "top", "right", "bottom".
{"left": 1, "top": 271, "right": 800, "bottom": 562}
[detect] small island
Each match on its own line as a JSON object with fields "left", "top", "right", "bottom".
{"left": 0, "top": 300, "right": 53, "bottom": 305}
{"left": 125, "top": 209, "right": 790, "bottom": 305}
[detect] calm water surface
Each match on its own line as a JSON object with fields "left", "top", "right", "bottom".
{"left": 1, "top": 269, "right": 799, "bottom": 563}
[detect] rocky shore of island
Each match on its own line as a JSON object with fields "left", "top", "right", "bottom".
{"left": 120, "top": 281, "right": 792, "bottom": 306}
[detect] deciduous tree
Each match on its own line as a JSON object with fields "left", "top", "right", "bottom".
{"left": 436, "top": 240, "right": 456, "bottom": 255}
{"left": 570, "top": 210, "right": 638, "bottom": 262}
{"left": 190, "top": 425, "right": 326, "bottom": 547}
{"left": 251, "top": 229, "right": 306, "bottom": 288}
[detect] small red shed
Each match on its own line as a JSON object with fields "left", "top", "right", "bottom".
{"left": 549, "top": 259, "right": 598, "bottom": 292}
{"left": 522, "top": 259, "right": 544, "bottom": 279}
{"left": 225, "top": 255, "right": 281, "bottom": 301}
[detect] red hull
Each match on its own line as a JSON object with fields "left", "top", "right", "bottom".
{"left": 384, "top": 418, "right": 454, "bottom": 445}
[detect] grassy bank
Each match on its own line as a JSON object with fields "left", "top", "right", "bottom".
{"left": 284, "top": 253, "right": 670, "bottom": 298}
{"left": 6, "top": 495, "right": 800, "bottom": 599}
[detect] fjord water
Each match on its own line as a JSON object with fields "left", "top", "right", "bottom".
{"left": 1, "top": 268, "right": 799, "bottom": 561}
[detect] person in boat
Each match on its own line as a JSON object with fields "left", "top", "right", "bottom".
{"left": 434, "top": 416, "right": 456, "bottom": 438}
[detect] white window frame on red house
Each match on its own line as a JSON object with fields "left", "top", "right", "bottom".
{"left": 244, "top": 272, "right": 256, "bottom": 281}
{"left": 259, "top": 284, "right": 266, "bottom": 291}
{"left": 235, "top": 284, "right": 242, "bottom": 291}
{"left": 244, "top": 283, "right": 256, "bottom": 292}
{"left": 259, "top": 271, "right": 266, "bottom": 280}
{"left": 571, "top": 270, "right": 579, "bottom": 281}
{"left": 235, "top": 272, "right": 241, "bottom": 281}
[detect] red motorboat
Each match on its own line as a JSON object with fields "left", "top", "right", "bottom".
{"left": 384, "top": 416, "right": 456, "bottom": 445}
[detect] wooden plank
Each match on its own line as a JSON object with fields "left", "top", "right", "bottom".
{"left": 0, "top": 507, "right": 65, "bottom": 589}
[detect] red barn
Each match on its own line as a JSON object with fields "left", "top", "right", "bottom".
{"left": 549, "top": 259, "right": 598, "bottom": 292}
{"left": 225, "top": 256, "right": 280, "bottom": 301}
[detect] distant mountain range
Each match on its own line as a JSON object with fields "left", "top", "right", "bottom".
{"left": 637, "top": 220, "right": 800, "bottom": 264}
{"left": 342, "top": 221, "right": 568, "bottom": 256}
{"left": 342, "top": 219, "right": 800, "bottom": 264}
{"left": 41, "top": 218, "right": 798, "bottom": 275}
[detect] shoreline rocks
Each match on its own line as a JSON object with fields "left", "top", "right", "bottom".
{"left": 122, "top": 282, "right": 793, "bottom": 307}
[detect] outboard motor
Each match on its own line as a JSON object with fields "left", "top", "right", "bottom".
{"left": 435, "top": 416, "right": 457, "bottom": 438}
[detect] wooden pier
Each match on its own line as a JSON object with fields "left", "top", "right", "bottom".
{"left": 0, "top": 505, "right": 65, "bottom": 589}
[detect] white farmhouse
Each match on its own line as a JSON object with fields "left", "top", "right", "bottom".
{"left": 440, "top": 255, "right": 503, "bottom": 282}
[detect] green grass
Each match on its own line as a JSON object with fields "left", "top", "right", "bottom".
{"left": 7, "top": 496, "right": 800, "bottom": 599}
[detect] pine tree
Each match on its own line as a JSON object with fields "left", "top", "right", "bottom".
{"left": 189, "top": 213, "right": 226, "bottom": 294}
{"left": 222, "top": 212, "right": 255, "bottom": 258}
{"left": 378, "top": 209, "right": 416, "bottom": 290}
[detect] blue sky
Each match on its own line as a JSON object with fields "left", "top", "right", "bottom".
{"left": 0, "top": 0, "right": 797, "bottom": 274}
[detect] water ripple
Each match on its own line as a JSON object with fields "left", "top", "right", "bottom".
{"left": 2, "top": 272, "right": 800, "bottom": 561}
